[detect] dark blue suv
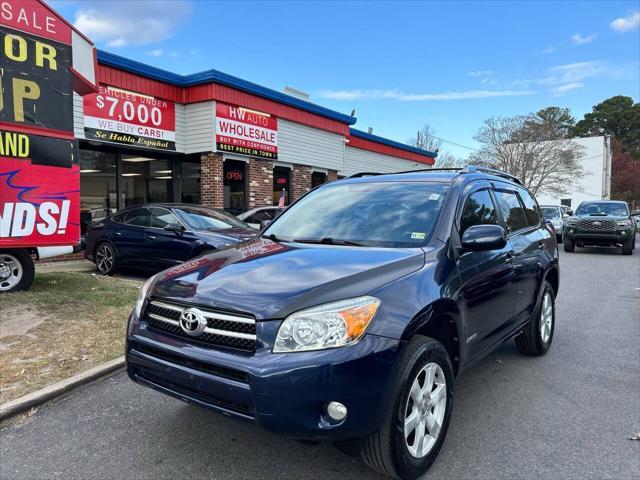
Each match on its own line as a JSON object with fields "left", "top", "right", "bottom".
{"left": 125, "top": 167, "right": 559, "bottom": 479}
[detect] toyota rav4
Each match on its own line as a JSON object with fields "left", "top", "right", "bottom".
{"left": 125, "top": 166, "right": 559, "bottom": 479}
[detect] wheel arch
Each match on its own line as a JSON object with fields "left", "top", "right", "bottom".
{"left": 402, "top": 299, "right": 462, "bottom": 376}
{"left": 544, "top": 267, "right": 559, "bottom": 297}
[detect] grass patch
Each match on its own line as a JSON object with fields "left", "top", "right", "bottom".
{"left": 0, "top": 272, "right": 139, "bottom": 404}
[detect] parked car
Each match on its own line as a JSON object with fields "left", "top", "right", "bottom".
{"left": 237, "top": 206, "right": 282, "bottom": 229}
{"left": 540, "top": 205, "right": 565, "bottom": 242}
{"left": 125, "top": 167, "right": 558, "bottom": 480}
{"left": 563, "top": 200, "right": 636, "bottom": 254}
{"left": 631, "top": 210, "right": 640, "bottom": 229}
{"left": 86, "top": 204, "right": 257, "bottom": 275}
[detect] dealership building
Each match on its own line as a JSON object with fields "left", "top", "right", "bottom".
{"left": 75, "top": 51, "right": 436, "bottom": 232}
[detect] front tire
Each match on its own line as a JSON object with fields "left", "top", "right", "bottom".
{"left": 515, "top": 281, "right": 555, "bottom": 356}
{"left": 360, "top": 336, "right": 454, "bottom": 479}
{"left": 0, "top": 250, "right": 35, "bottom": 293}
{"left": 622, "top": 238, "right": 633, "bottom": 255}
{"left": 563, "top": 238, "right": 575, "bottom": 252}
{"left": 556, "top": 234, "right": 563, "bottom": 244}
{"left": 95, "top": 242, "right": 117, "bottom": 275}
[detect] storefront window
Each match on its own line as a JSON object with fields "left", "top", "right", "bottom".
{"left": 79, "top": 149, "right": 117, "bottom": 234}
{"left": 224, "top": 159, "right": 246, "bottom": 215}
{"left": 181, "top": 157, "right": 201, "bottom": 204}
{"left": 122, "top": 155, "right": 173, "bottom": 207}
{"left": 312, "top": 171, "right": 327, "bottom": 188}
{"left": 273, "top": 166, "right": 290, "bottom": 205}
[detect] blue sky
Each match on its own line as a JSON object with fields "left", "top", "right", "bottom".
{"left": 53, "top": 0, "right": 640, "bottom": 158}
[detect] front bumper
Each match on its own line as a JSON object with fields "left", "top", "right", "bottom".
{"left": 564, "top": 227, "right": 634, "bottom": 245}
{"left": 126, "top": 313, "right": 403, "bottom": 440}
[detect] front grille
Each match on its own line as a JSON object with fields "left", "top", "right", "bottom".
{"left": 144, "top": 300, "right": 257, "bottom": 352}
{"left": 578, "top": 219, "right": 617, "bottom": 231}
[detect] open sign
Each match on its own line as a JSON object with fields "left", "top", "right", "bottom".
{"left": 226, "top": 170, "right": 244, "bottom": 181}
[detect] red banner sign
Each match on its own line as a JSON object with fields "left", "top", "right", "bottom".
{"left": 0, "top": 157, "right": 80, "bottom": 248}
{"left": 0, "top": 0, "right": 71, "bottom": 44}
{"left": 83, "top": 85, "right": 176, "bottom": 151}
{"left": 216, "top": 103, "right": 278, "bottom": 159}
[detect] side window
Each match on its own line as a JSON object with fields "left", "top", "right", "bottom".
{"left": 460, "top": 189, "right": 498, "bottom": 235}
{"left": 149, "top": 208, "right": 179, "bottom": 228}
{"left": 519, "top": 189, "right": 540, "bottom": 226}
{"left": 122, "top": 208, "right": 149, "bottom": 227}
{"left": 111, "top": 211, "right": 126, "bottom": 223}
{"left": 494, "top": 191, "right": 528, "bottom": 233}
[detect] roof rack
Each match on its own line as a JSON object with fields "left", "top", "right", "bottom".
{"left": 347, "top": 166, "right": 522, "bottom": 185}
{"left": 461, "top": 166, "right": 522, "bottom": 185}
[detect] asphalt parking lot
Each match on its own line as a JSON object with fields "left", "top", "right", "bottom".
{"left": 2, "top": 245, "right": 639, "bottom": 480}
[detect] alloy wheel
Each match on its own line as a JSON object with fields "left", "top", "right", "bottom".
{"left": 0, "top": 254, "right": 23, "bottom": 292}
{"left": 96, "top": 245, "right": 114, "bottom": 274}
{"left": 403, "top": 362, "right": 447, "bottom": 458}
{"left": 539, "top": 292, "right": 553, "bottom": 343}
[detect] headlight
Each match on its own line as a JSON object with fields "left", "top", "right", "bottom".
{"left": 617, "top": 220, "right": 632, "bottom": 227}
{"left": 273, "top": 296, "right": 381, "bottom": 353}
{"left": 134, "top": 274, "right": 158, "bottom": 319}
{"left": 553, "top": 220, "right": 563, "bottom": 227}
{"left": 565, "top": 217, "right": 578, "bottom": 226}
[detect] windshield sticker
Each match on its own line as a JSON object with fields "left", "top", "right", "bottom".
{"left": 411, "top": 232, "right": 426, "bottom": 239}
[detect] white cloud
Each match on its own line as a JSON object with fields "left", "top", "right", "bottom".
{"left": 146, "top": 49, "right": 163, "bottom": 58}
{"left": 467, "top": 70, "right": 493, "bottom": 77}
{"left": 610, "top": 11, "right": 640, "bottom": 32}
{"left": 552, "top": 82, "right": 584, "bottom": 96}
{"left": 571, "top": 33, "right": 597, "bottom": 45}
{"left": 73, "top": 1, "right": 192, "bottom": 47}
{"left": 318, "top": 89, "right": 534, "bottom": 102}
{"left": 541, "top": 45, "right": 556, "bottom": 54}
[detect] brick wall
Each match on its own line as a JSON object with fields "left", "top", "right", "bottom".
{"left": 248, "top": 158, "right": 273, "bottom": 208}
{"left": 292, "top": 165, "right": 312, "bottom": 201}
{"left": 200, "top": 153, "right": 224, "bottom": 208}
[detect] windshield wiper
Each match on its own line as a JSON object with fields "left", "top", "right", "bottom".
{"left": 262, "top": 233, "right": 286, "bottom": 242}
{"left": 292, "top": 237, "right": 370, "bottom": 247}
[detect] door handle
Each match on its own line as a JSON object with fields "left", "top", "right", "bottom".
{"left": 505, "top": 251, "right": 515, "bottom": 263}
{"left": 147, "top": 235, "right": 157, "bottom": 240}
{"left": 537, "top": 241, "right": 545, "bottom": 250}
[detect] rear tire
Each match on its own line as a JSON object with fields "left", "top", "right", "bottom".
{"left": 360, "top": 336, "right": 453, "bottom": 479}
{"left": 515, "top": 281, "right": 555, "bottom": 356}
{"left": 95, "top": 242, "right": 117, "bottom": 275}
{"left": 563, "top": 239, "right": 575, "bottom": 252}
{"left": 0, "top": 249, "right": 35, "bottom": 293}
{"left": 622, "top": 239, "right": 633, "bottom": 255}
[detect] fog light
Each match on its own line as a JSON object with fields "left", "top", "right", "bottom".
{"left": 326, "top": 401, "right": 347, "bottom": 422}
{"left": 621, "top": 231, "right": 626, "bottom": 235}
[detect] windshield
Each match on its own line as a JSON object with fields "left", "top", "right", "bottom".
{"left": 575, "top": 202, "right": 629, "bottom": 216}
{"left": 541, "top": 207, "right": 561, "bottom": 219}
{"left": 264, "top": 181, "right": 449, "bottom": 247}
{"left": 174, "top": 207, "right": 250, "bottom": 230}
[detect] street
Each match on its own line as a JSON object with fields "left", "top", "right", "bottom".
{"left": 1, "top": 247, "right": 639, "bottom": 480}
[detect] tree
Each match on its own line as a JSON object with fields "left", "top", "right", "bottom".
{"left": 521, "top": 107, "right": 576, "bottom": 140}
{"left": 434, "top": 152, "right": 467, "bottom": 168}
{"left": 570, "top": 96, "right": 640, "bottom": 158}
{"left": 408, "top": 124, "right": 441, "bottom": 154}
{"left": 610, "top": 140, "right": 640, "bottom": 204}
{"left": 469, "top": 115, "right": 585, "bottom": 195}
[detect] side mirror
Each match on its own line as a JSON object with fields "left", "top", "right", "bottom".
{"left": 260, "top": 219, "right": 272, "bottom": 230}
{"left": 461, "top": 224, "right": 507, "bottom": 251}
{"left": 164, "top": 222, "right": 183, "bottom": 232}
{"left": 566, "top": 209, "right": 573, "bottom": 216}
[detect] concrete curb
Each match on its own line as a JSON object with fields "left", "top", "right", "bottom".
{"left": 0, "top": 356, "right": 125, "bottom": 421}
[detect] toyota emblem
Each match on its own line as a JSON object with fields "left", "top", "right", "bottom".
{"left": 593, "top": 221, "right": 601, "bottom": 226}
{"left": 179, "top": 307, "right": 207, "bottom": 336}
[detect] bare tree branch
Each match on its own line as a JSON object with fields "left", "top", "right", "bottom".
{"left": 469, "top": 114, "right": 585, "bottom": 195}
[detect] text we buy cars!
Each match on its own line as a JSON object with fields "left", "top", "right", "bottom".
{"left": 0, "top": 0, "right": 97, "bottom": 293}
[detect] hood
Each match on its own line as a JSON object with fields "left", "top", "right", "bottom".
{"left": 574, "top": 213, "right": 629, "bottom": 220}
{"left": 151, "top": 238, "right": 425, "bottom": 320}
